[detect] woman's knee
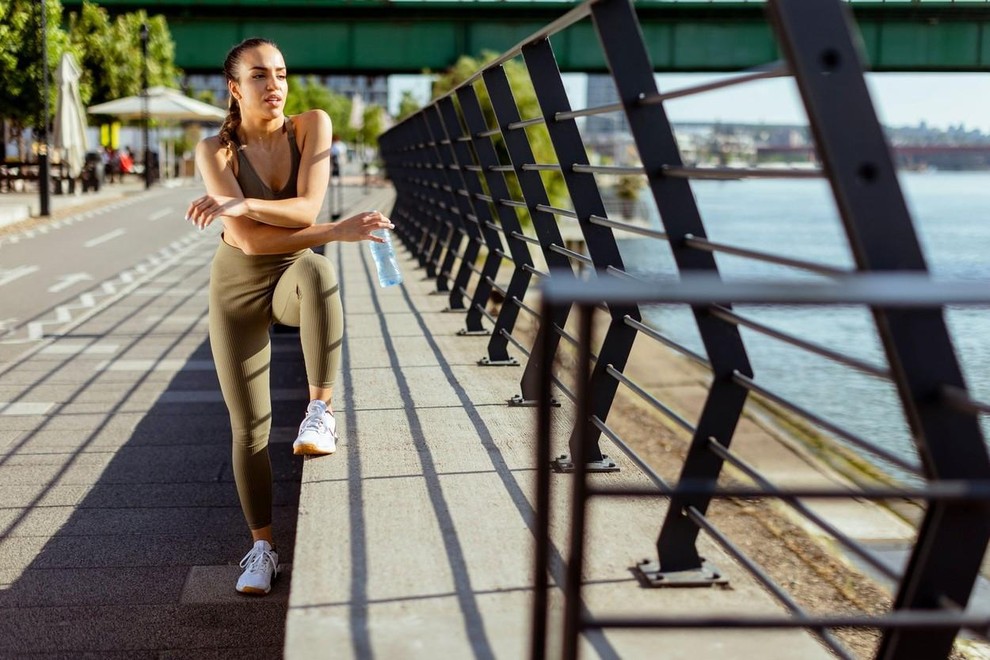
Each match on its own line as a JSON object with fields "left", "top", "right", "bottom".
{"left": 231, "top": 417, "right": 272, "bottom": 454}
{"left": 296, "top": 254, "right": 339, "bottom": 297}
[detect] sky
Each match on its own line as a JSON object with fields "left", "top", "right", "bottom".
{"left": 388, "top": 72, "right": 990, "bottom": 134}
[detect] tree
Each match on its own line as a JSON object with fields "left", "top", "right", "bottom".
{"left": 0, "top": 0, "right": 183, "bottom": 159}
{"left": 284, "top": 76, "right": 355, "bottom": 143}
{"left": 0, "top": 0, "right": 73, "bottom": 145}
{"left": 67, "top": 2, "right": 181, "bottom": 106}
{"left": 432, "top": 52, "right": 569, "bottom": 214}
{"left": 360, "top": 105, "right": 385, "bottom": 146}
{"left": 65, "top": 0, "right": 110, "bottom": 106}
{"left": 397, "top": 90, "right": 421, "bottom": 121}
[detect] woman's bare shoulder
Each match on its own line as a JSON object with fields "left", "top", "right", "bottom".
{"left": 197, "top": 134, "right": 224, "bottom": 154}
{"left": 292, "top": 109, "right": 332, "bottom": 132}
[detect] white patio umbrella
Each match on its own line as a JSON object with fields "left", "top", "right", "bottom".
{"left": 53, "top": 52, "right": 89, "bottom": 178}
{"left": 87, "top": 86, "right": 226, "bottom": 122}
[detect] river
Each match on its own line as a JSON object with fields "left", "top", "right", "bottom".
{"left": 615, "top": 171, "right": 990, "bottom": 479}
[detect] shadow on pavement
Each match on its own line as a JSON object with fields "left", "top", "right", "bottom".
{"left": 0, "top": 330, "right": 311, "bottom": 658}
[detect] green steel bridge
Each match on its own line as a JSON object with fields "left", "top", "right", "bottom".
{"left": 65, "top": 1, "right": 990, "bottom": 74}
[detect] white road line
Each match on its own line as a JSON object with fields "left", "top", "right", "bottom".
{"left": 0, "top": 265, "right": 40, "bottom": 288}
{"left": 48, "top": 272, "right": 93, "bottom": 293}
{"left": 0, "top": 402, "right": 55, "bottom": 416}
{"left": 148, "top": 207, "right": 174, "bottom": 222}
{"left": 83, "top": 228, "right": 126, "bottom": 248}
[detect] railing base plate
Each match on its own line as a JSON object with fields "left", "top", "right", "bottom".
{"left": 477, "top": 356, "right": 519, "bottom": 366}
{"left": 633, "top": 559, "right": 729, "bottom": 588}
{"left": 552, "top": 454, "right": 620, "bottom": 473}
{"left": 457, "top": 328, "right": 491, "bottom": 337}
{"left": 508, "top": 394, "right": 560, "bottom": 408}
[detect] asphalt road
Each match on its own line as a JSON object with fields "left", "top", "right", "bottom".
{"left": 0, "top": 182, "right": 376, "bottom": 657}
{"left": 0, "top": 185, "right": 208, "bottom": 365}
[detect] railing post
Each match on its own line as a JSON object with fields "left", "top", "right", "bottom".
{"left": 423, "top": 103, "right": 470, "bottom": 296}
{"left": 422, "top": 105, "right": 472, "bottom": 300}
{"left": 436, "top": 96, "right": 499, "bottom": 331}
{"left": 767, "top": 1, "right": 990, "bottom": 657}
{"left": 531, "top": 289, "right": 558, "bottom": 660}
{"left": 457, "top": 82, "right": 533, "bottom": 366}
{"left": 386, "top": 120, "right": 438, "bottom": 268}
{"left": 481, "top": 64, "right": 576, "bottom": 404}
{"left": 563, "top": 302, "right": 595, "bottom": 660}
{"left": 410, "top": 112, "right": 451, "bottom": 280}
{"left": 378, "top": 127, "right": 420, "bottom": 254}
{"left": 522, "top": 37, "right": 641, "bottom": 470}
{"left": 591, "top": 0, "right": 754, "bottom": 578}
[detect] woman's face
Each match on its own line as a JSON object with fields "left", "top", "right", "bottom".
{"left": 230, "top": 44, "right": 288, "bottom": 120}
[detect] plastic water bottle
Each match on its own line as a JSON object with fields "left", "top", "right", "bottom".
{"left": 369, "top": 228, "right": 403, "bottom": 287}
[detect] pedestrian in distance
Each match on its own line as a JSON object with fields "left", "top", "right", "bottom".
{"left": 184, "top": 37, "right": 394, "bottom": 596}
{"left": 119, "top": 147, "right": 134, "bottom": 177}
{"left": 330, "top": 135, "right": 344, "bottom": 179}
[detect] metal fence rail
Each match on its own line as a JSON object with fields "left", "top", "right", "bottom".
{"left": 379, "top": 0, "right": 990, "bottom": 658}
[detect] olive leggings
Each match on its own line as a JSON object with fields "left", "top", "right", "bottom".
{"left": 209, "top": 239, "right": 343, "bottom": 529}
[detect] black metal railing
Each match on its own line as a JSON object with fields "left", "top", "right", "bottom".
{"left": 379, "top": 0, "right": 990, "bottom": 658}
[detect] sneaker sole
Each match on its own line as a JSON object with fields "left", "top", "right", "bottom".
{"left": 293, "top": 442, "right": 336, "bottom": 456}
{"left": 237, "top": 585, "right": 271, "bottom": 596}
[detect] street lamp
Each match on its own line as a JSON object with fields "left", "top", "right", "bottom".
{"left": 39, "top": 0, "right": 51, "bottom": 216}
{"left": 140, "top": 22, "right": 150, "bottom": 190}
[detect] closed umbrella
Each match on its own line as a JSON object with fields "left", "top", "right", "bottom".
{"left": 53, "top": 52, "right": 89, "bottom": 178}
{"left": 87, "top": 87, "right": 227, "bottom": 122}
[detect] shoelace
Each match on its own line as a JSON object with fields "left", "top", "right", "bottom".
{"left": 240, "top": 546, "right": 278, "bottom": 576}
{"left": 300, "top": 410, "right": 328, "bottom": 433}
{"left": 300, "top": 407, "right": 337, "bottom": 437}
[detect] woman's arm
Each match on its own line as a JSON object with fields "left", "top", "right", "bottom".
{"left": 190, "top": 135, "right": 392, "bottom": 256}
{"left": 223, "top": 210, "right": 392, "bottom": 256}
{"left": 186, "top": 110, "right": 332, "bottom": 230}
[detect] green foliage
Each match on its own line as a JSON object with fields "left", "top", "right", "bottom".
{"left": 284, "top": 76, "right": 355, "bottom": 142}
{"left": 0, "top": 0, "right": 72, "bottom": 133}
{"left": 431, "top": 52, "right": 569, "bottom": 215}
{"left": 396, "top": 90, "right": 421, "bottom": 121}
{"left": 0, "top": 0, "right": 183, "bottom": 148}
{"left": 67, "top": 4, "right": 181, "bottom": 107}
{"left": 65, "top": 1, "right": 108, "bottom": 106}
{"left": 361, "top": 105, "right": 385, "bottom": 146}
{"left": 194, "top": 89, "right": 218, "bottom": 107}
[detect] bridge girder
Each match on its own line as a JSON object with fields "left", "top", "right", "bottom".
{"left": 62, "top": 2, "right": 990, "bottom": 73}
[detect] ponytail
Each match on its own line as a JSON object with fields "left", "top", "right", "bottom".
{"left": 218, "top": 96, "right": 241, "bottom": 153}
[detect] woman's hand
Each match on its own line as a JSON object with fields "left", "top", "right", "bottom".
{"left": 185, "top": 194, "right": 249, "bottom": 231}
{"left": 333, "top": 210, "right": 395, "bottom": 243}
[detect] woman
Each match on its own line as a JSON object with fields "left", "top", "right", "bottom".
{"left": 185, "top": 37, "right": 393, "bottom": 596}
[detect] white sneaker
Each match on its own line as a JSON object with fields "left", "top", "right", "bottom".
{"left": 292, "top": 400, "right": 337, "bottom": 456}
{"left": 236, "top": 540, "right": 279, "bottom": 595}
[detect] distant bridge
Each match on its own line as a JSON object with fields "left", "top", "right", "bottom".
{"left": 62, "top": 1, "right": 990, "bottom": 73}
{"left": 758, "top": 144, "right": 990, "bottom": 169}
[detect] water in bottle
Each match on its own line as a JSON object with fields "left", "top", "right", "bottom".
{"left": 369, "top": 228, "right": 403, "bottom": 287}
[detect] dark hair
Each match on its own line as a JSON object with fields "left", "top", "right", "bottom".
{"left": 218, "top": 37, "right": 280, "bottom": 151}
